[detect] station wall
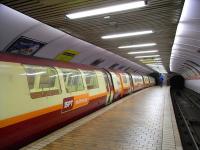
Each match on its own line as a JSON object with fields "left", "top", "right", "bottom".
{"left": 170, "top": 0, "right": 200, "bottom": 94}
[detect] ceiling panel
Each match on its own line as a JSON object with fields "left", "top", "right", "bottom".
{"left": 1, "top": 0, "right": 184, "bottom": 72}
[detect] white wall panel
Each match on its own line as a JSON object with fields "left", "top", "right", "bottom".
{"left": 185, "top": 80, "right": 200, "bottom": 94}
{"left": 23, "top": 24, "right": 65, "bottom": 43}
{"left": 0, "top": 4, "right": 39, "bottom": 50}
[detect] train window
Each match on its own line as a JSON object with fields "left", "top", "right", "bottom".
{"left": 62, "top": 69, "right": 84, "bottom": 92}
{"left": 84, "top": 71, "right": 99, "bottom": 90}
{"left": 23, "top": 65, "right": 61, "bottom": 99}
{"left": 23, "top": 66, "right": 37, "bottom": 90}
{"left": 39, "top": 67, "right": 59, "bottom": 89}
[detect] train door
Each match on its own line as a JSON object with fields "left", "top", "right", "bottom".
{"left": 142, "top": 76, "right": 146, "bottom": 88}
{"left": 103, "top": 70, "right": 114, "bottom": 104}
{"left": 125, "top": 73, "right": 132, "bottom": 94}
{"left": 117, "top": 73, "right": 124, "bottom": 97}
{"left": 148, "top": 76, "right": 151, "bottom": 87}
{"left": 131, "top": 75, "right": 135, "bottom": 91}
{"left": 110, "top": 72, "right": 121, "bottom": 100}
{"left": 140, "top": 76, "right": 144, "bottom": 89}
{"left": 128, "top": 73, "right": 134, "bottom": 93}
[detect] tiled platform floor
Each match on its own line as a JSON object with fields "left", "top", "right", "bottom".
{"left": 22, "top": 86, "right": 182, "bottom": 150}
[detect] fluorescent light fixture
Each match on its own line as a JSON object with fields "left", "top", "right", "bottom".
{"left": 135, "top": 55, "right": 160, "bottom": 58}
{"left": 147, "top": 63, "right": 163, "bottom": 66}
{"left": 104, "top": 16, "right": 110, "bottom": 19}
{"left": 119, "top": 43, "right": 156, "bottom": 49}
{"left": 127, "top": 50, "right": 158, "bottom": 54}
{"left": 140, "top": 58, "right": 162, "bottom": 62}
{"left": 142, "top": 61, "right": 162, "bottom": 64}
{"left": 66, "top": 1, "right": 146, "bottom": 19}
{"left": 140, "top": 58, "right": 162, "bottom": 61}
{"left": 140, "top": 59, "right": 162, "bottom": 62}
{"left": 102, "top": 30, "right": 153, "bottom": 39}
{"left": 154, "top": 58, "right": 162, "bottom": 61}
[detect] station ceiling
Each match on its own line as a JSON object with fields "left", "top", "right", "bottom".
{"left": 1, "top": 0, "right": 185, "bottom": 73}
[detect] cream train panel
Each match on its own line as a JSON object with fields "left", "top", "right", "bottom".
{"left": 0, "top": 62, "right": 108, "bottom": 121}
{"left": 0, "top": 62, "right": 64, "bottom": 120}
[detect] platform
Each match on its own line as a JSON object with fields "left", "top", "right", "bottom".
{"left": 21, "top": 87, "right": 182, "bottom": 150}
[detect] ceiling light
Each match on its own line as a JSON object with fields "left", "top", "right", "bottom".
{"left": 140, "top": 59, "right": 162, "bottom": 62}
{"left": 142, "top": 61, "right": 162, "bottom": 64}
{"left": 66, "top": 1, "right": 146, "bottom": 19}
{"left": 119, "top": 43, "right": 156, "bottom": 49}
{"left": 139, "top": 58, "right": 162, "bottom": 62}
{"left": 102, "top": 30, "right": 153, "bottom": 39}
{"left": 154, "top": 58, "right": 162, "bottom": 61}
{"left": 104, "top": 16, "right": 110, "bottom": 19}
{"left": 127, "top": 50, "right": 158, "bottom": 54}
{"left": 135, "top": 55, "right": 160, "bottom": 58}
{"left": 147, "top": 63, "right": 163, "bottom": 66}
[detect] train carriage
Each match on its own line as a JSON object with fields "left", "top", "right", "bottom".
{"left": 0, "top": 54, "right": 155, "bottom": 149}
{"left": 0, "top": 54, "right": 109, "bottom": 149}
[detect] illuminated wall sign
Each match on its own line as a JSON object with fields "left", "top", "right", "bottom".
{"left": 55, "top": 49, "right": 79, "bottom": 62}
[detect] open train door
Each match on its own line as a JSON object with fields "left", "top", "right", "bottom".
{"left": 103, "top": 69, "right": 114, "bottom": 105}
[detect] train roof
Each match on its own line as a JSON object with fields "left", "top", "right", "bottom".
{"left": 0, "top": 53, "right": 102, "bottom": 71}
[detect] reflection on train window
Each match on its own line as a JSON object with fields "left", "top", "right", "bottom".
{"left": 23, "top": 65, "right": 61, "bottom": 99}
{"left": 116, "top": 77, "right": 121, "bottom": 88}
{"left": 62, "top": 69, "right": 84, "bottom": 93}
{"left": 23, "top": 66, "right": 36, "bottom": 90}
{"left": 39, "top": 68, "right": 57, "bottom": 88}
{"left": 84, "top": 71, "right": 99, "bottom": 90}
{"left": 122, "top": 75, "right": 127, "bottom": 83}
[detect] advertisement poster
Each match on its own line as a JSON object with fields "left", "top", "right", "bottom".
{"left": 6, "top": 36, "right": 46, "bottom": 56}
{"left": 55, "top": 49, "right": 79, "bottom": 62}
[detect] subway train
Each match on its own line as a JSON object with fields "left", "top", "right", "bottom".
{"left": 0, "top": 54, "right": 155, "bottom": 149}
